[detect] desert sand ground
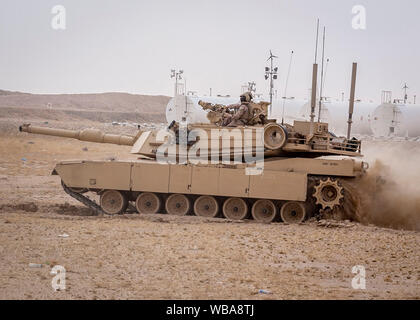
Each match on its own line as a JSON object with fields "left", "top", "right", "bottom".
{"left": 0, "top": 116, "right": 419, "bottom": 300}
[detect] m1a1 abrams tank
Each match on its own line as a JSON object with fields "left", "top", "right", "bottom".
{"left": 18, "top": 62, "right": 366, "bottom": 223}
{"left": 18, "top": 107, "right": 368, "bottom": 223}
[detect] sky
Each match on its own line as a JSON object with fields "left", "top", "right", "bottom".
{"left": 0, "top": 0, "right": 419, "bottom": 103}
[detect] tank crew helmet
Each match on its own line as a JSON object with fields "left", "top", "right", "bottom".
{"left": 240, "top": 92, "right": 253, "bottom": 103}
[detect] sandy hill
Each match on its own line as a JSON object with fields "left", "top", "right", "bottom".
{"left": 0, "top": 90, "right": 170, "bottom": 125}
{"left": 0, "top": 90, "right": 170, "bottom": 113}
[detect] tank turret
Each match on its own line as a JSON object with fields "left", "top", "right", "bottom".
{"left": 19, "top": 118, "right": 362, "bottom": 161}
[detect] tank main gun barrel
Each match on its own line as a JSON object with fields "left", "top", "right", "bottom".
{"left": 19, "top": 124, "right": 137, "bottom": 146}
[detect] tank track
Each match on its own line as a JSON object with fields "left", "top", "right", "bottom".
{"left": 60, "top": 177, "right": 361, "bottom": 222}
{"left": 62, "top": 183, "right": 106, "bottom": 216}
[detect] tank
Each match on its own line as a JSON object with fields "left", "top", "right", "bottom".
{"left": 399, "top": 104, "right": 420, "bottom": 137}
{"left": 370, "top": 103, "right": 404, "bottom": 137}
{"left": 18, "top": 106, "right": 368, "bottom": 224}
{"left": 371, "top": 103, "right": 420, "bottom": 137}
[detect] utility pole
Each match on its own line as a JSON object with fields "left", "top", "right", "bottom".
{"left": 265, "top": 50, "right": 278, "bottom": 116}
{"left": 403, "top": 83, "right": 408, "bottom": 104}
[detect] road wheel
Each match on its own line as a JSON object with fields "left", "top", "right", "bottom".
{"left": 194, "top": 196, "right": 219, "bottom": 217}
{"left": 280, "top": 201, "right": 306, "bottom": 224}
{"left": 251, "top": 199, "right": 278, "bottom": 223}
{"left": 222, "top": 197, "right": 248, "bottom": 220}
{"left": 135, "top": 192, "right": 161, "bottom": 214}
{"left": 165, "top": 194, "right": 191, "bottom": 216}
{"left": 100, "top": 190, "right": 128, "bottom": 215}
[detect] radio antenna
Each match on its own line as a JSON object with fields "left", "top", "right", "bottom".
{"left": 314, "top": 18, "right": 320, "bottom": 63}
{"left": 318, "top": 26, "right": 326, "bottom": 122}
{"left": 282, "top": 50, "right": 294, "bottom": 125}
{"left": 347, "top": 63, "right": 358, "bottom": 139}
{"left": 322, "top": 58, "right": 330, "bottom": 92}
{"left": 310, "top": 19, "right": 320, "bottom": 135}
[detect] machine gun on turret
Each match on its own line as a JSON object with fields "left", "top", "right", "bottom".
{"left": 198, "top": 100, "right": 270, "bottom": 126}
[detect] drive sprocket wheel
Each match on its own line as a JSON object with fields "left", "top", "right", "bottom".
{"left": 313, "top": 178, "right": 344, "bottom": 210}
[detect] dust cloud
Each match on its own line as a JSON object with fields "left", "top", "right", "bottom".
{"left": 353, "top": 140, "right": 420, "bottom": 231}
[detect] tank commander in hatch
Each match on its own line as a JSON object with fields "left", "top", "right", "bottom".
{"left": 222, "top": 91, "right": 253, "bottom": 127}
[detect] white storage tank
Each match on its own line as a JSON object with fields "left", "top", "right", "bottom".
{"left": 371, "top": 103, "right": 420, "bottom": 137}
{"left": 269, "top": 99, "right": 307, "bottom": 124}
{"left": 299, "top": 101, "right": 377, "bottom": 136}
{"left": 370, "top": 103, "right": 404, "bottom": 137}
{"left": 299, "top": 101, "right": 332, "bottom": 124}
{"left": 400, "top": 104, "right": 420, "bottom": 137}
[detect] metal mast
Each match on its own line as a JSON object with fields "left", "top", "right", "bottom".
{"left": 170, "top": 69, "right": 183, "bottom": 97}
{"left": 265, "top": 50, "right": 278, "bottom": 116}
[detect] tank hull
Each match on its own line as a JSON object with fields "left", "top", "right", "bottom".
{"left": 56, "top": 158, "right": 362, "bottom": 195}
{"left": 54, "top": 157, "right": 365, "bottom": 221}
